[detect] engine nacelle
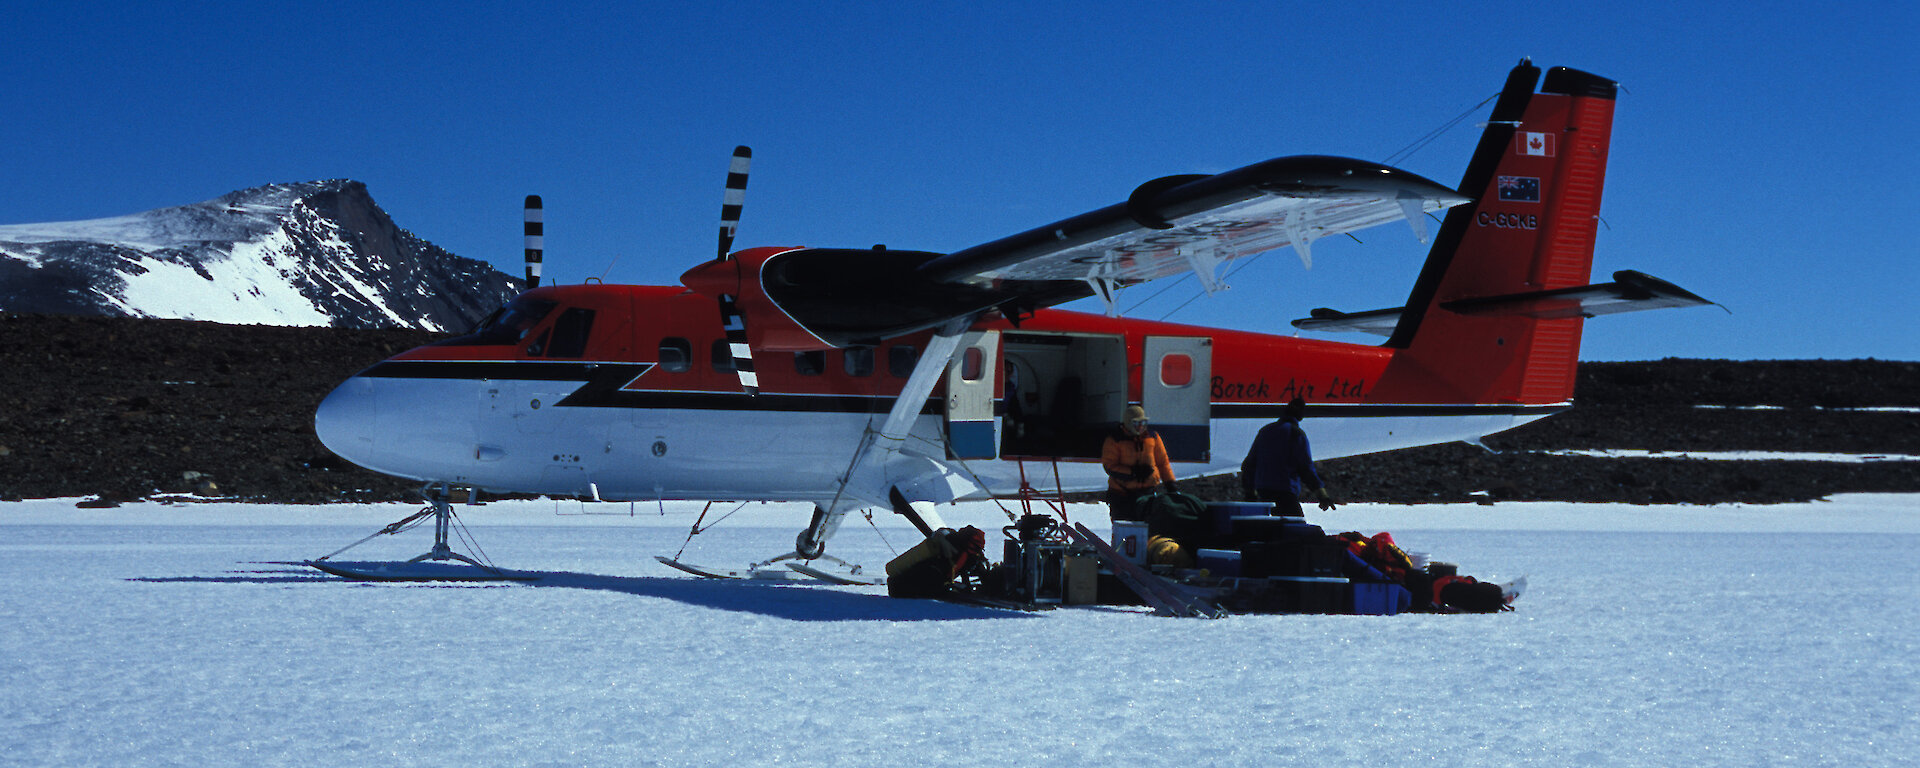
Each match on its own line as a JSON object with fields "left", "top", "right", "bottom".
{"left": 683, "top": 245, "right": 1034, "bottom": 349}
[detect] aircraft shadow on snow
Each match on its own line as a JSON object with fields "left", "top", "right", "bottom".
{"left": 128, "top": 564, "right": 1040, "bottom": 623}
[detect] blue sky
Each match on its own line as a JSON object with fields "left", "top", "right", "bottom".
{"left": 5, "top": 2, "right": 1914, "bottom": 360}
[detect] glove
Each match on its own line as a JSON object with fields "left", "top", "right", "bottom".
{"left": 1315, "top": 488, "right": 1336, "bottom": 511}
{"left": 1163, "top": 481, "right": 1179, "bottom": 494}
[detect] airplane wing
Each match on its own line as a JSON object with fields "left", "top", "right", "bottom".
{"left": 1291, "top": 270, "right": 1719, "bottom": 336}
{"left": 687, "top": 155, "right": 1468, "bottom": 349}
{"left": 919, "top": 155, "right": 1467, "bottom": 289}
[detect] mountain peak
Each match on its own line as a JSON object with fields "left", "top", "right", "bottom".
{"left": 0, "top": 181, "right": 520, "bottom": 331}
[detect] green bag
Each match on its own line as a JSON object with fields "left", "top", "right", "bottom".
{"left": 1136, "top": 490, "right": 1206, "bottom": 542}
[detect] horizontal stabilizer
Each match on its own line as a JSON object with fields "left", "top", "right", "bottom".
{"left": 1293, "top": 270, "right": 1715, "bottom": 336}
{"left": 1292, "top": 306, "right": 1405, "bottom": 336}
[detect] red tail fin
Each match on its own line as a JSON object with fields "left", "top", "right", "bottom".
{"left": 1374, "top": 62, "right": 1619, "bottom": 405}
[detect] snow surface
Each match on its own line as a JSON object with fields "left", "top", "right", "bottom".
{"left": 1532, "top": 449, "right": 1920, "bottom": 464}
{"left": 3, "top": 495, "right": 1915, "bottom": 766}
{"left": 1696, "top": 405, "right": 1920, "bottom": 414}
{"left": 103, "top": 227, "right": 334, "bottom": 327}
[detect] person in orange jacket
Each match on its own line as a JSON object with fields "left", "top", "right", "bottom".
{"left": 1102, "top": 405, "right": 1176, "bottom": 520}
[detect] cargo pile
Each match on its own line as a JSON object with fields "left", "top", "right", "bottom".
{"left": 886, "top": 494, "right": 1517, "bottom": 617}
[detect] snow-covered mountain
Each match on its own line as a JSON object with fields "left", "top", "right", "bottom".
{"left": 0, "top": 180, "right": 521, "bottom": 331}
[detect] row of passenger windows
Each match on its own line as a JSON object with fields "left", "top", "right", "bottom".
{"left": 655, "top": 339, "right": 921, "bottom": 378}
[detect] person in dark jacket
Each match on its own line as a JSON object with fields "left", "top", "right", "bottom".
{"left": 1102, "top": 405, "right": 1176, "bottom": 520}
{"left": 1240, "top": 396, "right": 1335, "bottom": 516}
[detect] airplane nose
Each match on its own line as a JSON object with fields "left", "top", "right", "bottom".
{"left": 314, "top": 376, "right": 379, "bottom": 462}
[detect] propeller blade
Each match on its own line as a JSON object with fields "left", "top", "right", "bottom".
{"left": 712, "top": 146, "right": 759, "bottom": 395}
{"left": 523, "top": 195, "right": 544, "bottom": 288}
{"left": 717, "top": 146, "right": 751, "bottom": 261}
{"left": 718, "top": 293, "right": 759, "bottom": 396}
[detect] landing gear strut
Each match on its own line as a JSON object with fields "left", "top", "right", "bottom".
{"left": 747, "top": 503, "right": 857, "bottom": 572}
{"left": 305, "top": 483, "right": 529, "bottom": 581}
{"left": 405, "top": 483, "right": 489, "bottom": 568}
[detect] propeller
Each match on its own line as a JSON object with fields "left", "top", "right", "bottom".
{"left": 714, "top": 146, "right": 759, "bottom": 395}
{"left": 718, "top": 146, "right": 750, "bottom": 260}
{"left": 523, "top": 195, "right": 543, "bottom": 288}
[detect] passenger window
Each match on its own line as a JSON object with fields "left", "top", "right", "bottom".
{"left": 794, "top": 351, "right": 826, "bottom": 376}
{"left": 960, "top": 347, "right": 985, "bottom": 381}
{"left": 1160, "top": 353, "right": 1193, "bottom": 388}
{"left": 547, "top": 307, "right": 596, "bottom": 358}
{"left": 845, "top": 346, "right": 874, "bottom": 377}
{"left": 711, "top": 339, "right": 736, "bottom": 372}
{"left": 659, "top": 338, "right": 692, "bottom": 372}
{"left": 888, "top": 346, "right": 918, "bottom": 378}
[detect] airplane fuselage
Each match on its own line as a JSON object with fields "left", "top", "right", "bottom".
{"left": 315, "top": 283, "right": 1559, "bottom": 505}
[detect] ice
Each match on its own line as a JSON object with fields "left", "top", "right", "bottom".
{"left": 2, "top": 495, "right": 1914, "bottom": 766}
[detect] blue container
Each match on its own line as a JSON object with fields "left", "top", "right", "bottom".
{"left": 1230, "top": 516, "right": 1322, "bottom": 543}
{"left": 1348, "top": 582, "right": 1412, "bottom": 616}
{"left": 1195, "top": 548, "right": 1241, "bottom": 577}
{"left": 1204, "top": 502, "right": 1273, "bottom": 538}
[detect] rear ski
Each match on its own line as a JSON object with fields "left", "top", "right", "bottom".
{"left": 787, "top": 561, "right": 886, "bottom": 585}
{"left": 654, "top": 555, "right": 817, "bottom": 581}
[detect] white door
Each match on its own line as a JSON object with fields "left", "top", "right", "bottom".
{"left": 944, "top": 330, "right": 1000, "bottom": 459}
{"left": 1141, "top": 336, "right": 1211, "bottom": 462}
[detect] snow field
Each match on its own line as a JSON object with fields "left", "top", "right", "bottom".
{"left": 1, "top": 496, "right": 1915, "bottom": 766}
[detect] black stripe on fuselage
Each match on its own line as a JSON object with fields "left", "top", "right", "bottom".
{"left": 357, "top": 360, "right": 936, "bottom": 414}
{"left": 1212, "top": 402, "right": 1568, "bottom": 421}
{"left": 355, "top": 360, "right": 1567, "bottom": 419}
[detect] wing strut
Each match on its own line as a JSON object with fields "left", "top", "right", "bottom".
{"left": 1084, "top": 261, "right": 1124, "bottom": 317}
{"left": 836, "top": 315, "right": 979, "bottom": 514}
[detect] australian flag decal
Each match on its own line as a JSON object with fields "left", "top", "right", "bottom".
{"left": 1497, "top": 175, "right": 1540, "bottom": 202}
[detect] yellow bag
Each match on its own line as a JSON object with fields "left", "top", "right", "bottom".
{"left": 1147, "top": 535, "right": 1195, "bottom": 568}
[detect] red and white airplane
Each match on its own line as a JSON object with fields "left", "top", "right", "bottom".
{"left": 314, "top": 60, "right": 1709, "bottom": 574}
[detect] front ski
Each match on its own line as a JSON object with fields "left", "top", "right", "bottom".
{"left": 306, "top": 559, "right": 539, "bottom": 582}
{"left": 786, "top": 562, "right": 886, "bottom": 585}
{"left": 654, "top": 556, "right": 816, "bottom": 581}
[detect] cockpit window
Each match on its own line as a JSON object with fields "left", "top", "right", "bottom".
{"left": 546, "top": 307, "right": 596, "bottom": 358}
{"left": 658, "top": 338, "right": 692, "bottom": 372}
{"left": 435, "top": 298, "right": 557, "bottom": 347}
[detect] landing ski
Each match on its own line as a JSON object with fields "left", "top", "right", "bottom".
{"left": 654, "top": 556, "right": 816, "bottom": 581}
{"left": 306, "top": 560, "right": 539, "bottom": 582}
{"left": 786, "top": 562, "right": 886, "bottom": 585}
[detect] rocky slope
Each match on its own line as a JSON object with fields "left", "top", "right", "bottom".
{"left": 0, "top": 313, "right": 1912, "bottom": 505}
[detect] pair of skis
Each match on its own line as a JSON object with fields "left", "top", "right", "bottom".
{"left": 1062, "top": 522, "right": 1226, "bottom": 619}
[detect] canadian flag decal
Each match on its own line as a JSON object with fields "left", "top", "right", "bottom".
{"left": 1521, "top": 131, "right": 1556, "bottom": 157}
